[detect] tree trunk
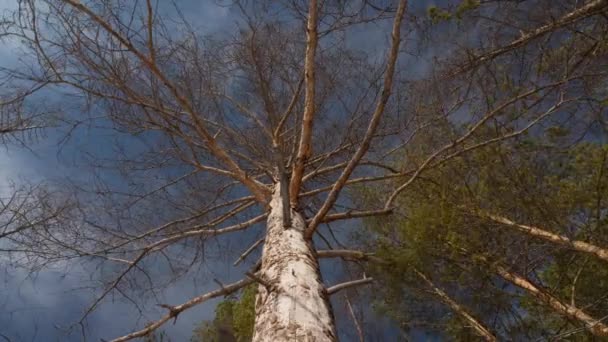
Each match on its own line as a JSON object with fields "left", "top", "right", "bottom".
{"left": 252, "top": 184, "right": 337, "bottom": 341}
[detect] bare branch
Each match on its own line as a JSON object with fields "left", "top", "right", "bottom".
{"left": 316, "top": 249, "right": 386, "bottom": 264}
{"left": 494, "top": 264, "right": 608, "bottom": 337}
{"left": 110, "top": 278, "right": 254, "bottom": 342}
{"left": 385, "top": 82, "right": 571, "bottom": 208}
{"left": 77, "top": 213, "right": 265, "bottom": 322}
{"left": 318, "top": 208, "right": 392, "bottom": 224}
{"left": 274, "top": 77, "right": 304, "bottom": 140}
{"left": 475, "top": 211, "right": 608, "bottom": 263}
{"left": 290, "top": 0, "right": 319, "bottom": 206}
{"left": 413, "top": 269, "right": 497, "bottom": 341}
{"left": 344, "top": 295, "right": 365, "bottom": 342}
{"left": 234, "top": 238, "right": 264, "bottom": 266}
{"left": 63, "top": 0, "right": 271, "bottom": 204}
{"left": 448, "top": 0, "right": 608, "bottom": 78}
{"left": 246, "top": 271, "right": 273, "bottom": 291}
{"left": 454, "top": 246, "right": 608, "bottom": 337}
{"left": 145, "top": 0, "right": 155, "bottom": 63}
{"left": 306, "top": 0, "right": 409, "bottom": 238}
{"left": 327, "top": 277, "right": 374, "bottom": 295}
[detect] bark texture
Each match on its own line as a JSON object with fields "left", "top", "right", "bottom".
{"left": 252, "top": 184, "right": 336, "bottom": 341}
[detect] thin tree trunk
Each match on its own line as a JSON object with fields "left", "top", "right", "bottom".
{"left": 413, "top": 269, "right": 497, "bottom": 341}
{"left": 252, "top": 184, "right": 336, "bottom": 341}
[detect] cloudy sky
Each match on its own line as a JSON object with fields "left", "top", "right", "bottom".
{"left": 0, "top": 1, "right": 243, "bottom": 341}
{"left": 0, "top": 1, "right": 436, "bottom": 340}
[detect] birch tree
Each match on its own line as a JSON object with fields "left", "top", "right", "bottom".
{"left": 0, "top": 0, "right": 606, "bottom": 340}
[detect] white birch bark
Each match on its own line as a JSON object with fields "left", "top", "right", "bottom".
{"left": 252, "top": 184, "right": 336, "bottom": 341}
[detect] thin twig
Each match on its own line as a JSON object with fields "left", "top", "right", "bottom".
{"left": 111, "top": 278, "right": 254, "bottom": 341}
{"left": 327, "top": 277, "right": 374, "bottom": 295}
{"left": 234, "top": 238, "right": 264, "bottom": 266}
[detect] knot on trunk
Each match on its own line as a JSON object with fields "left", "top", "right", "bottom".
{"left": 246, "top": 271, "right": 277, "bottom": 293}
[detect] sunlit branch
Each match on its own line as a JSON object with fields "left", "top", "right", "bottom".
{"left": 327, "top": 277, "right": 374, "bottom": 295}
{"left": 476, "top": 210, "right": 608, "bottom": 263}
{"left": 494, "top": 263, "right": 608, "bottom": 337}
{"left": 306, "top": 0, "right": 408, "bottom": 239}
{"left": 290, "top": 0, "right": 319, "bottom": 206}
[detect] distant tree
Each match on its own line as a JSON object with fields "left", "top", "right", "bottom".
{"left": 191, "top": 285, "right": 256, "bottom": 342}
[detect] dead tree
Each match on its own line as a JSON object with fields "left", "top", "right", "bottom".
{"left": 0, "top": 0, "right": 606, "bottom": 340}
